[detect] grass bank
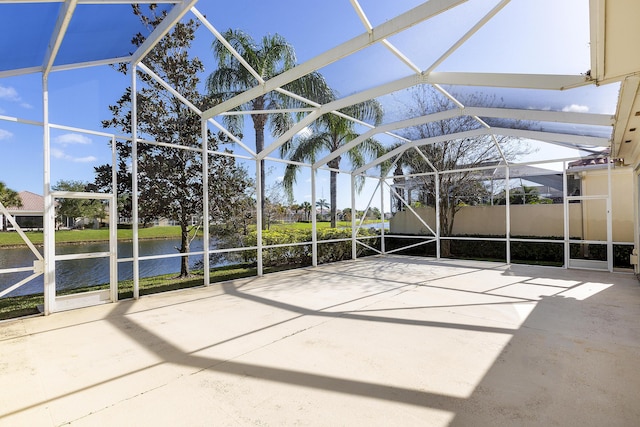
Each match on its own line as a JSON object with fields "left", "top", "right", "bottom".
{"left": 0, "top": 263, "right": 297, "bottom": 321}
{"left": 0, "top": 226, "right": 185, "bottom": 247}
{"left": 0, "top": 221, "right": 386, "bottom": 248}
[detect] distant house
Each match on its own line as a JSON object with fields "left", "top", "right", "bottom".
{"left": 1, "top": 191, "right": 44, "bottom": 231}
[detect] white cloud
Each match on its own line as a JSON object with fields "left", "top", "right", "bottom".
{"left": 0, "top": 129, "right": 13, "bottom": 140}
{"left": 72, "top": 156, "right": 98, "bottom": 163}
{"left": 0, "top": 85, "right": 20, "bottom": 101}
{"left": 0, "top": 85, "right": 30, "bottom": 109}
{"left": 562, "top": 104, "right": 589, "bottom": 113}
{"left": 54, "top": 133, "right": 92, "bottom": 146}
{"left": 275, "top": 175, "right": 284, "bottom": 183}
{"left": 51, "top": 147, "right": 96, "bottom": 163}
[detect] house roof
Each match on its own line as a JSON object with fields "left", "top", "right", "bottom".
{"left": 7, "top": 191, "right": 45, "bottom": 213}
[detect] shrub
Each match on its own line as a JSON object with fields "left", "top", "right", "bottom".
{"left": 242, "top": 228, "right": 379, "bottom": 267}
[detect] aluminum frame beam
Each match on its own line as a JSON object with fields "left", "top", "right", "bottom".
{"left": 354, "top": 126, "right": 609, "bottom": 175}
{"left": 316, "top": 106, "right": 613, "bottom": 169}
{"left": 130, "top": 0, "right": 197, "bottom": 66}
{"left": 42, "top": 0, "right": 78, "bottom": 77}
{"left": 202, "top": 0, "right": 469, "bottom": 120}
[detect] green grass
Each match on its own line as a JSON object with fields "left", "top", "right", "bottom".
{"left": 0, "top": 222, "right": 387, "bottom": 247}
{"left": 268, "top": 220, "right": 383, "bottom": 231}
{"left": 0, "top": 226, "right": 184, "bottom": 247}
{"left": 0, "top": 262, "right": 299, "bottom": 321}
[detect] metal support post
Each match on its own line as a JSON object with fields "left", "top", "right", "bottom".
{"left": 255, "top": 159, "right": 263, "bottom": 276}
{"left": 380, "top": 177, "right": 385, "bottom": 254}
{"left": 351, "top": 174, "right": 357, "bottom": 260}
{"left": 435, "top": 171, "right": 440, "bottom": 259}
{"left": 42, "top": 75, "right": 55, "bottom": 315}
{"left": 607, "top": 158, "right": 613, "bottom": 272}
{"left": 202, "top": 119, "right": 210, "bottom": 285}
{"left": 505, "top": 165, "right": 511, "bottom": 264}
{"left": 311, "top": 167, "right": 318, "bottom": 267}
{"left": 562, "top": 163, "right": 569, "bottom": 268}
{"left": 131, "top": 65, "right": 140, "bottom": 298}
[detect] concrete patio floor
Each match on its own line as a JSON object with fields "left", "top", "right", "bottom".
{"left": 1, "top": 255, "right": 639, "bottom": 426}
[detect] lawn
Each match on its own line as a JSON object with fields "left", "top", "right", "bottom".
{"left": 0, "top": 263, "right": 298, "bottom": 321}
{"left": 0, "top": 221, "right": 386, "bottom": 247}
{"left": 0, "top": 226, "right": 185, "bottom": 247}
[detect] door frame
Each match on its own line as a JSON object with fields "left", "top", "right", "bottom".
{"left": 47, "top": 191, "right": 117, "bottom": 313}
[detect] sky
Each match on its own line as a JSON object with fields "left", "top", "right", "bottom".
{"left": 0, "top": 0, "right": 622, "bottom": 213}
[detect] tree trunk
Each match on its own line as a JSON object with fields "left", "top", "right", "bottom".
{"left": 253, "top": 98, "right": 267, "bottom": 230}
{"left": 328, "top": 158, "right": 340, "bottom": 228}
{"left": 439, "top": 204, "right": 455, "bottom": 258}
{"left": 330, "top": 170, "right": 337, "bottom": 228}
{"left": 179, "top": 221, "right": 190, "bottom": 277}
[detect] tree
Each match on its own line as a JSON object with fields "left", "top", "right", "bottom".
{"left": 0, "top": 181, "right": 22, "bottom": 232}
{"left": 281, "top": 98, "right": 384, "bottom": 228}
{"left": 53, "top": 180, "right": 104, "bottom": 229}
{"left": 264, "top": 181, "right": 287, "bottom": 229}
{"left": 315, "top": 198, "right": 329, "bottom": 220}
{"left": 495, "top": 185, "right": 550, "bottom": 205}
{"left": 207, "top": 29, "right": 332, "bottom": 229}
{"left": 368, "top": 207, "right": 382, "bottom": 220}
{"left": 98, "top": 6, "right": 250, "bottom": 277}
{"left": 393, "top": 86, "right": 531, "bottom": 256}
{"left": 301, "top": 201, "right": 312, "bottom": 221}
{"left": 0, "top": 181, "right": 21, "bottom": 208}
{"left": 342, "top": 207, "right": 352, "bottom": 221}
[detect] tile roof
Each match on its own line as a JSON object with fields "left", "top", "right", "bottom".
{"left": 6, "top": 191, "right": 44, "bottom": 212}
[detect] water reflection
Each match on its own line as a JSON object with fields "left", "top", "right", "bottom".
{"left": 0, "top": 238, "right": 210, "bottom": 297}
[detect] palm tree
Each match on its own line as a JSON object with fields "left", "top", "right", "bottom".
{"left": 207, "top": 29, "right": 331, "bottom": 229}
{"left": 301, "top": 201, "right": 312, "bottom": 221}
{"left": 0, "top": 181, "right": 22, "bottom": 232}
{"left": 281, "top": 98, "right": 384, "bottom": 228}
{"left": 316, "top": 198, "right": 329, "bottom": 220}
{"left": 0, "top": 181, "right": 21, "bottom": 208}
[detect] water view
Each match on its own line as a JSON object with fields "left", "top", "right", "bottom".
{"left": 0, "top": 238, "right": 215, "bottom": 297}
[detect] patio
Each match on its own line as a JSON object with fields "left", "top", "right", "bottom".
{"left": 1, "top": 256, "right": 638, "bottom": 426}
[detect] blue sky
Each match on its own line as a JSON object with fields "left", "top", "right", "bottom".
{"left": 0, "top": 0, "right": 621, "bottom": 212}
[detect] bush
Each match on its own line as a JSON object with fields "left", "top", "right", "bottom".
{"left": 242, "top": 228, "right": 379, "bottom": 267}
{"left": 384, "top": 234, "right": 632, "bottom": 267}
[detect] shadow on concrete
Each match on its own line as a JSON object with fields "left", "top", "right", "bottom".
{"left": 2, "top": 257, "right": 638, "bottom": 425}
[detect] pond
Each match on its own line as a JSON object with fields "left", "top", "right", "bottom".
{"left": 0, "top": 238, "right": 223, "bottom": 297}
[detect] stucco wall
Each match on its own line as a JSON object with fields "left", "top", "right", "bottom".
{"left": 389, "top": 167, "right": 634, "bottom": 242}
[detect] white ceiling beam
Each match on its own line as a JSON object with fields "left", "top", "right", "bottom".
{"left": 425, "top": 0, "right": 511, "bottom": 74}
{"left": 354, "top": 125, "right": 610, "bottom": 175}
{"left": 355, "top": 128, "right": 488, "bottom": 175}
{"left": 258, "top": 74, "right": 422, "bottom": 160}
{"left": 466, "top": 106, "right": 614, "bottom": 126}
{"left": 589, "top": 0, "right": 606, "bottom": 81}
{"left": 316, "top": 106, "right": 613, "bottom": 169}
{"left": 137, "top": 62, "right": 256, "bottom": 157}
{"left": 202, "top": 0, "right": 469, "bottom": 120}
{"left": 611, "top": 75, "right": 640, "bottom": 157}
{"left": 314, "top": 109, "right": 463, "bottom": 168}
{"left": 0, "top": 66, "right": 42, "bottom": 79}
{"left": 350, "top": 0, "right": 422, "bottom": 73}
{"left": 130, "top": 0, "right": 197, "bottom": 66}
{"left": 0, "top": 55, "right": 132, "bottom": 78}
{"left": 484, "top": 127, "right": 610, "bottom": 147}
{"left": 50, "top": 55, "right": 131, "bottom": 72}
{"left": 424, "top": 72, "right": 592, "bottom": 90}
{"left": 42, "top": 0, "right": 78, "bottom": 77}
{"left": 260, "top": 71, "right": 595, "bottom": 161}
